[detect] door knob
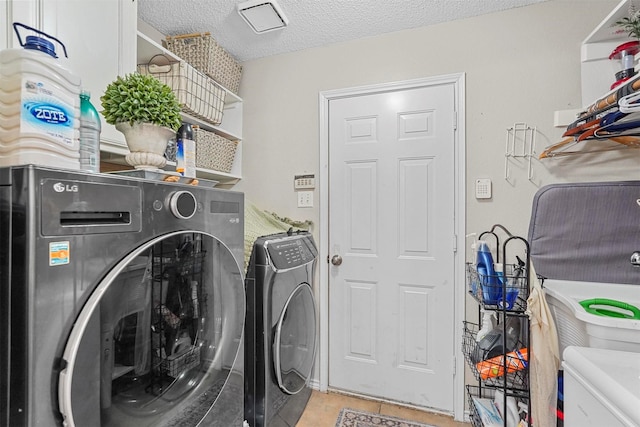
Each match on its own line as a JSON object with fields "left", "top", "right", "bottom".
{"left": 331, "top": 255, "right": 342, "bottom": 266}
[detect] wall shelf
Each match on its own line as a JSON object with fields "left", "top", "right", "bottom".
{"left": 581, "top": 0, "right": 635, "bottom": 106}
{"left": 101, "top": 22, "right": 243, "bottom": 186}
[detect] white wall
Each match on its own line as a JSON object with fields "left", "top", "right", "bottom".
{"left": 236, "top": 0, "right": 632, "bottom": 244}
{"left": 235, "top": 0, "right": 634, "bottom": 406}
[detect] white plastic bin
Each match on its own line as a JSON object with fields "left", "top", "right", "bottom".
{"left": 543, "top": 279, "right": 640, "bottom": 357}
{"left": 562, "top": 346, "right": 640, "bottom": 427}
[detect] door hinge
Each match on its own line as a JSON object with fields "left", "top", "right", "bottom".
{"left": 452, "top": 356, "right": 456, "bottom": 376}
{"left": 453, "top": 234, "right": 457, "bottom": 253}
{"left": 453, "top": 111, "right": 458, "bottom": 130}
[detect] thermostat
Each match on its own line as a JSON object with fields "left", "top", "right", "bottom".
{"left": 294, "top": 174, "right": 315, "bottom": 189}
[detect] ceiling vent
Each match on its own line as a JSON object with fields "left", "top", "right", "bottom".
{"left": 237, "top": 0, "right": 289, "bottom": 34}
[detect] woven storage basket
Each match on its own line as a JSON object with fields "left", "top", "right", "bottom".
{"left": 193, "top": 126, "right": 238, "bottom": 173}
{"left": 137, "top": 57, "right": 225, "bottom": 126}
{"left": 164, "top": 32, "right": 242, "bottom": 94}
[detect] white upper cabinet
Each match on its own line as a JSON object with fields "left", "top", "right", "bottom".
{"left": 1, "top": 0, "right": 137, "bottom": 148}
{"left": 41, "top": 0, "right": 137, "bottom": 149}
{"left": 1, "top": 1, "right": 38, "bottom": 50}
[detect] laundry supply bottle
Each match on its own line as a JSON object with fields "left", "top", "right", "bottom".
{"left": 504, "top": 316, "right": 521, "bottom": 351}
{"left": 476, "top": 240, "right": 499, "bottom": 303}
{"left": 79, "top": 90, "right": 101, "bottom": 172}
{"left": 467, "top": 233, "right": 480, "bottom": 296}
{"left": 494, "top": 262, "right": 505, "bottom": 305}
{"left": 0, "top": 22, "right": 81, "bottom": 169}
{"left": 494, "top": 390, "right": 519, "bottom": 427}
{"left": 476, "top": 309, "right": 496, "bottom": 342}
{"left": 176, "top": 123, "right": 196, "bottom": 178}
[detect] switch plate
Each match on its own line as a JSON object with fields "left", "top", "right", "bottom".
{"left": 297, "top": 191, "right": 313, "bottom": 208}
{"left": 475, "top": 178, "right": 492, "bottom": 199}
{"left": 294, "top": 174, "right": 315, "bottom": 189}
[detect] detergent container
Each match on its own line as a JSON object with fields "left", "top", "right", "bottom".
{"left": 476, "top": 240, "right": 500, "bottom": 304}
{"left": 0, "top": 22, "right": 81, "bottom": 169}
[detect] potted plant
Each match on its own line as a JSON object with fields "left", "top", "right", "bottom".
{"left": 101, "top": 73, "right": 182, "bottom": 170}
{"left": 616, "top": 5, "right": 640, "bottom": 40}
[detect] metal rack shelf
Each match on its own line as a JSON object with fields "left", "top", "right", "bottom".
{"left": 464, "top": 225, "right": 532, "bottom": 427}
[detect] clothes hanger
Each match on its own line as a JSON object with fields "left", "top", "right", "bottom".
{"left": 575, "top": 109, "right": 630, "bottom": 142}
{"left": 538, "top": 137, "right": 639, "bottom": 158}
{"left": 578, "top": 75, "right": 640, "bottom": 118}
{"left": 542, "top": 77, "right": 640, "bottom": 158}
{"left": 618, "top": 91, "right": 640, "bottom": 113}
{"left": 538, "top": 137, "right": 577, "bottom": 159}
{"left": 581, "top": 111, "right": 640, "bottom": 141}
{"left": 562, "top": 104, "right": 619, "bottom": 138}
{"left": 540, "top": 111, "right": 640, "bottom": 158}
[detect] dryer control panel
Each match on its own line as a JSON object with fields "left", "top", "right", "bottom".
{"left": 267, "top": 236, "right": 316, "bottom": 270}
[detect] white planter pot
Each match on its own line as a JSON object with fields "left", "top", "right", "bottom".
{"left": 116, "top": 122, "right": 175, "bottom": 170}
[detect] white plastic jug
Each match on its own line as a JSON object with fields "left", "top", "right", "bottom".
{"left": 0, "top": 23, "right": 81, "bottom": 170}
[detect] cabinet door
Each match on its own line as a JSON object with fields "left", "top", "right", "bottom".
{"left": 1, "top": 0, "right": 39, "bottom": 50}
{"left": 42, "top": 0, "right": 137, "bottom": 149}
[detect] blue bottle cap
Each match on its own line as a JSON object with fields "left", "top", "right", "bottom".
{"left": 24, "top": 35, "right": 57, "bottom": 58}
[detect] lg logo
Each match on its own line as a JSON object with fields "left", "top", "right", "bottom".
{"left": 53, "top": 182, "right": 79, "bottom": 193}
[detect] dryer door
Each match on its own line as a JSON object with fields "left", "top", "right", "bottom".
{"left": 273, "top": 282, "right": 317, "bottom": 394}
{"left": 58, "top": 231, "right": 245, "bottom": 427}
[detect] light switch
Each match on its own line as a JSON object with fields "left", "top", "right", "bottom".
{"left": 297, "top": 191, "right": 313, "bottom": 208}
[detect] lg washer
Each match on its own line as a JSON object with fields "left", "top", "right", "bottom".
{"left": 0, "top": 165, "right": 245, "bottom": 426}
{"left": 244, "top": 231, "right": 318, "bottom": 427}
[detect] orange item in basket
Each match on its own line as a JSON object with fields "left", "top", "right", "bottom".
{"left": 476, "top": 348, "right": 528, "bottom": 380}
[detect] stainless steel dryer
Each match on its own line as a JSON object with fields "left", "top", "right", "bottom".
{"left": 0, "top": 165, "right": 245, "bottom": 426}
{"left": 244, "top": 231, "right": 318, "bottom": 427}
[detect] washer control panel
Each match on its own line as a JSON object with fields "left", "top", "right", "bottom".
{"left": 168, "top": 191, "right": 197, "bottom": 219}
{"left": 267, "top": 237, "right": 316, "bottom": 270}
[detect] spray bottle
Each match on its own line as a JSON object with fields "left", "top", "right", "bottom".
{"left": 476, "top": 309, "right": 497, "bottom": 342}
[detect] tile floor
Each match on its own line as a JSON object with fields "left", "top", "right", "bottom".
{"left": 296, "top": 390, "right": 470, "bottom": 427}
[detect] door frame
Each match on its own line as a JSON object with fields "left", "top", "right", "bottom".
{"left": 318, "top": 73, "right": 466, "bottom": 421}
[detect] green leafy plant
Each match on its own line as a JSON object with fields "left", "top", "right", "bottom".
{"left": 616, "top": 5, "right": 640, "bottom": 40}
{"left": 100, "top": 73, "right": 182, "bottom": 131}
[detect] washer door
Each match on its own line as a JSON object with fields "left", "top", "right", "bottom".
{"left": 58, "top": 231, "right": 245, "bottom": 427}
{"left": 273, "top": 282, "right": 317, "bottom": 394}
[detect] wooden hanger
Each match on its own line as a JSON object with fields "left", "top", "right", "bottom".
{"left": 540, "top": 76, "right": 640, "bottom": 158}
{"left": 539, "top": 135, "right": 640, "bottom": 158}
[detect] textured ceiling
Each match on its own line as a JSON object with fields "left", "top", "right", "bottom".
{"left": 138, "top": 0, "right": 548, "bottom": 62}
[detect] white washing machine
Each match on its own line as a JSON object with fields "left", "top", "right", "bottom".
{"left": 563, "top": 346, "right": 640, "bottom": 427}
{"left": 0, "top": 165, "right": 245, "bottom": 426}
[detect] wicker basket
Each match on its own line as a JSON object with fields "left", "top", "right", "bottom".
{"left": 164, "top": 32, "right": 242, "bottom": 94}
{"left": 137, "top": 57, "right": 225, "bottom": 126}
{"left": 193, "top": 126, "right": 238, "bottom": 173}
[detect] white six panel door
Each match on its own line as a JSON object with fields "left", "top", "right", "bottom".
{"left": 328, "top": 82, "right": 456, "bottom": 412}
